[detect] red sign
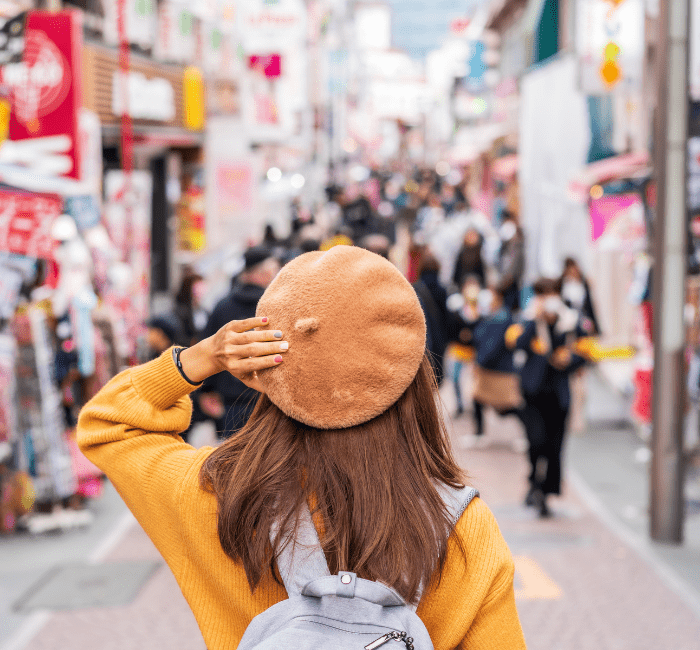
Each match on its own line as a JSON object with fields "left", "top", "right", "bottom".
{"left": 0, "top": 190, "right": 62, "bottom": 259}
{"left": 0, "top": 11, "right": 83, "bottom": 179}
{"left": 248, "top": 54, "right": 282, "bottom": 79}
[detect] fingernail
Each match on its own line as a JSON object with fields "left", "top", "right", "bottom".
{"left": 274, "top": 355, "right": 283, "bottom": 363}
{"left": 274, "top": 331, "right": 283, "bottom": 338}
{"left": 261, "top": 317, "right": 268, "bottom": 323}
{"left": 280, "top": 341, "right": 289, "bottom": 350}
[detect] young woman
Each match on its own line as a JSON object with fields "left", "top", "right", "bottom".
{"left": 77, "top": 246, "right": 526, "bottom": 650}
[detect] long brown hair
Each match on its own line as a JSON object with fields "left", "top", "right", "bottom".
{"left": 199, "top": 354, "right": 467, "bottom": 604}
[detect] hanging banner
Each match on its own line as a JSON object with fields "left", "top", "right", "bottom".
{"left": 0, "top": 10, "right": 83, "bottom": 179}
{"left": 176, "top": 185, "right": 206, "bottom": 252}
{"left": 590, "top": 192, "right": 645, "bottom": 248}
{"left": 0, "top": 190, "right": 62, "bottom": 259}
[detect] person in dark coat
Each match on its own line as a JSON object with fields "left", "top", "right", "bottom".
{"left": 197, "top": 246, "right": 280, "bottom": 439}
{"left": 453, "top": 229, "right": 486, "bottom": 289}
{"left": 559, "top": 257, "right": 600, "bottom": 336}
{"left": 497, "top": 213, "right": 525, "bottom": 313}
{"left": 174, "top": 270, "right": 209, "bottom": 347}
{"left": 507, "top": 279, "right": 588, "bottom": 517}
{"left": 413, "top": 252, "right": 452, "bottom": 386}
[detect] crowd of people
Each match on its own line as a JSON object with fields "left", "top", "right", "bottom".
{"left": 147, "top": 167, "right": 601, "bottom": 519}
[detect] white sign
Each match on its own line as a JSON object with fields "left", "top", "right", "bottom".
{"left": 103, "top": 0, "right": 157, "bottom": 50}
{"left": 237, "top": 0, "right": 306, "bottom": 52}
{"left": 692, "top": 0, "right": 700, "bottom": 100}
{"left": 112, "top": 71, "right": 176, "bottom": 122}
{"left": 576, "top": 0, "right": 644, "bottom": 94}
{"left": 367, "top": 81, "right": 432, "bottom": 124}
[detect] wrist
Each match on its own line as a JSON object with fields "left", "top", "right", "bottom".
{"left": 178, "top": 339, "right": 220, "bottom": 384}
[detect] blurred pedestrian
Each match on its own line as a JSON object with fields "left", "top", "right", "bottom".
{"left": 496, "top": 212, "right": 525, "bottom": 313}
{"left": 174, "top": 270, "right": 209, "bottom": 347}
{"left": 413, "top": 251, "right": 452, "bottom": 385}
{"left": 198, "top": 246, "right": 280, "bottom": 439}
{"left": 147, "top": 314, "right": 183, "bottom": 360}
{"left": 560, "top": 258, "right": 599, "bottom": 433}
{"left": 77, "top": 245, "right": 526, "bottom": 650}
{"left": 447, "top": 276, "right": 481, "bottom": 421}
{"left": 506, "top": 279, "right": 587, "bottom": 517}
{"left": 453, "top": 228, "right": 486, "bottom": 289}
{"left": 469, "top": 286, "right": 523, "bottom": 439}
{"left": 560, "top": 257, "right": 600, "bottom": 336}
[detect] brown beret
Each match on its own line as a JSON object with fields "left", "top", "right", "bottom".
{"left": 256, "top": 245, "right": 427, "bottom": 429}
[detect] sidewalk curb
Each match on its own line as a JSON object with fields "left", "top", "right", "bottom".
{"left": 568, "top": 466, "right": 700, "bottom": 621}
{"left": 0, "top": 511, "right": 137, "bottom": 650}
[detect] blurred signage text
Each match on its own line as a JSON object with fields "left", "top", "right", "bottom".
{"left": 0, "top": 10, "right": 83, "bottom": 179}
{"left": 0, "top": 190, "right": 62, "bottom": 259}
{"left": 112, "top": 70, "right": 176, "bottom": 122}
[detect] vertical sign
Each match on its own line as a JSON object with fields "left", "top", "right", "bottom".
{"left": 576, "top": 0, "right": 644, "bottom": 94}
{"left": 0, "top": 10, "right": 83, "bottom": 179}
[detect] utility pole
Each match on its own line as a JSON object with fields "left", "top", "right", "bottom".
{"left": 650, "top": 0, "right": 691, "bottom": 543}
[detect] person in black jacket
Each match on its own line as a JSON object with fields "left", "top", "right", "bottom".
{"left": 453, "top": 229, "right": 485, "bottom": 289}
{"left": 197, "top": 246, "right": 280, "bottom": 439}
{"left": 507, "top": 279, "right": 588, "bottom": 517}
{"left": 413, "top": 251, "right": 452, "bottom": 386}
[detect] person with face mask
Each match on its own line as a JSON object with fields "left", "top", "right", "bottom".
{"left": 559, "top": 258, "right": 600, "bottom": 336}
{"left": 559, "top": 258, "right": 599, "bottom": 434}
{"left": 446, "top": 277, "right": 483, "bottom": 426}
{"left": 448, "top": 284, "right": 522, "bottom": 442}
{"left": 505, "top": 279, "right": 588, "bottom": 517}
{"left": 496, "top": 213, "right": 525, "bottom": 313}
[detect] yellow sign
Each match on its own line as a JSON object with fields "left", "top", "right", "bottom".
{"left": 183, "top": 66, "right": 206, "bottom": 131}
{"left": 600, "top": 42, "right": 622, "bottom": 88}
{"left": 0, "top": 98, "right": 10, "bottom": 145}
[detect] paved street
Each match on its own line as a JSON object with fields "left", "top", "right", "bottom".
{"left": 2, "top": 371, "right": 700, "bottom": 650}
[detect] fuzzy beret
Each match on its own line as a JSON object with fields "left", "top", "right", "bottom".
{"left": 256, "top": 245, "right": 427, "bottom": 429}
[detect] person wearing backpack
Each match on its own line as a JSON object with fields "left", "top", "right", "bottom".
{"left": 77, "top": 246, "right": 526, "bottom": 650}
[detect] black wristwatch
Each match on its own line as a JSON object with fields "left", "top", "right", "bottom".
{"left": 172, "top": 347, "right": 200, "bottom": 386}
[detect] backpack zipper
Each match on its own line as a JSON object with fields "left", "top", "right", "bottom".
{"left": 364, "top": 631, "right": 415, "bottom": 650}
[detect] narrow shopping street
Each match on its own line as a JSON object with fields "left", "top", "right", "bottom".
{"left": 1, "top": 370, "right": 698, "bottom": 650}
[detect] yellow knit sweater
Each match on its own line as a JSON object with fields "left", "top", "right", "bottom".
{"left": 77, "top": 350, "right": 527, "bottom": 650}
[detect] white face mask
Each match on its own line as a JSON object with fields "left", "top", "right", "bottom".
{"left": 478, "top": 290, "right": 494, "bottom": 316}
{"left": 543, "top": 295, "right": 562, "bottom": 315}
{"left": 499, "top": 221, "right": 517, "bottom": 241}
{"left": 562, "top": 280, "right": 586, "bottom": 308}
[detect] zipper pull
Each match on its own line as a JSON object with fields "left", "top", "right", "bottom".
{"left": 365, "top": 632, "right": 401, "bottom": 650}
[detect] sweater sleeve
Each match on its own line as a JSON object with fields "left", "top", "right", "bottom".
{"left": 76, "top": 348, "right": 211, "bottom": 569}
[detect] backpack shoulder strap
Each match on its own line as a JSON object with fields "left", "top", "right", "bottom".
{"left": 411, "top": 484, "right": 479, "bottom": 609}
{"left": 437, "top": 484, "right": 480, "bottom": 529}
{"left": 272, "top": 505, "right": 331, "bottom": 597}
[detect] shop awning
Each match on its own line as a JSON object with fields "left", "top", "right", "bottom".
{"left": 568, "top": 151, "right": 651, "bottom": 202}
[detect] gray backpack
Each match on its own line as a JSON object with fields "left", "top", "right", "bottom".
{"left": 238, "top": 485, "right": 478, "bottom": 650}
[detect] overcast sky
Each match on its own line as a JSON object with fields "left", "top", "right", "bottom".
{"left": 385, "top": 0, "right": 485, "bottom": 59}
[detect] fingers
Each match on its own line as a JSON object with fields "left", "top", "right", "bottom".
{"left": 235, "top": 355, "right": 284, "bottom": 374}
{"left": 234, "top": 341, "right": 289, "bottom": 359}
{"left": 228, "top": 316, "right": 270, "bottom": 333}
{"left": 231, "top": 329, "right": 284, "bottom": 344}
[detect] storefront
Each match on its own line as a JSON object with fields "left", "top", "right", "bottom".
{"left": 81, "top": 43, "right": 206, "bottom": 301}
